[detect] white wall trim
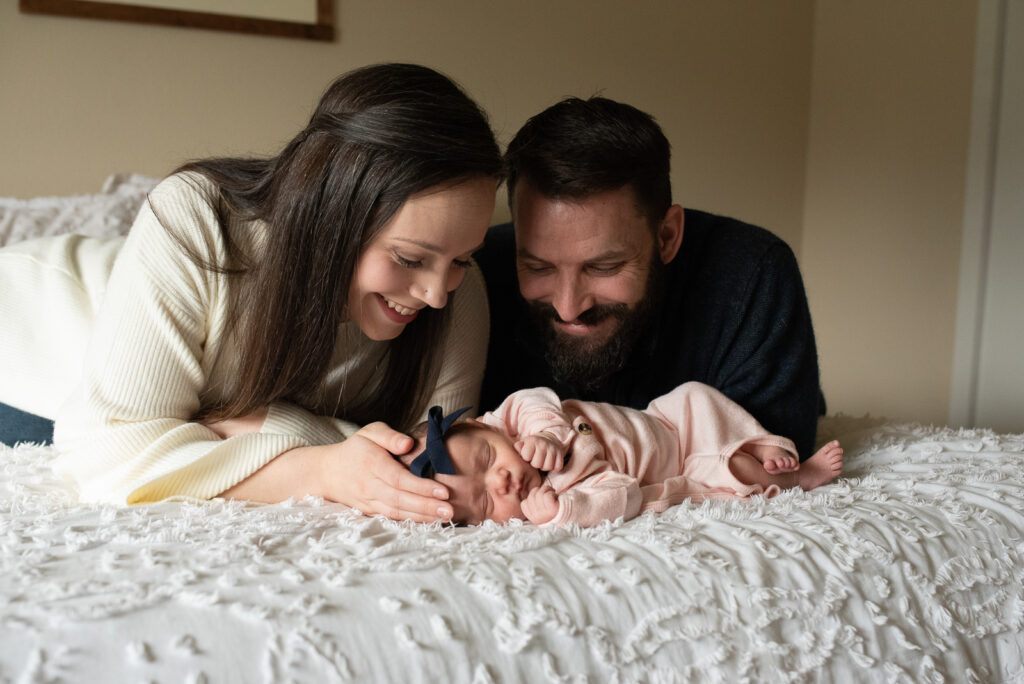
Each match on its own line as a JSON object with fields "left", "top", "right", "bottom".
{"left": 949, "top": 0, "right": 1006, "bottom": 428}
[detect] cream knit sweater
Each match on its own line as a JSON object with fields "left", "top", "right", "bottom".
{"left": 0, "top": 173, "right": 488, "bottom": 504}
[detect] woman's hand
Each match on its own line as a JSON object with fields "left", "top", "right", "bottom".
{"left": 218, "top": 421, "right": 453, "bottom": 523}
{"left": 322, "top": 422, "right": 453, "bottom": 522}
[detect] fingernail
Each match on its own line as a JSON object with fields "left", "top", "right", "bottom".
{"left": 437, "top": 506, "right": 452, "bottom": 519}
{"left": 434, "top": 488, "right": 447, "bottom": 499}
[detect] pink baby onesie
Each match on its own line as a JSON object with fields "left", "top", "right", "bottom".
{"left": 479, "top": 382, "right": 798, "bottom": 527}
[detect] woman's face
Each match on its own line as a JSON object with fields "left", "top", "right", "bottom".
{"left": 348, "top": 177, "right": 497, "bottom": 341}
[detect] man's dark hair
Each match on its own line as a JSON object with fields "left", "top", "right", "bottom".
{"left": 505, "top": 96, "right": 672, "bottom": 225}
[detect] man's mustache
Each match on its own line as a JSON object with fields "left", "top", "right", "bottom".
{"left": 528, "top": 301, "right": 631, "bottom": 327}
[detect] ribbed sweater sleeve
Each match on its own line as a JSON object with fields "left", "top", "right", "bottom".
{"left": 51, "top": 175, "right": 350, "bottom": 503}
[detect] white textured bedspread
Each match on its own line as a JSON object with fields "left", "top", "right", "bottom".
{"left": 2, "top": 418, "right": 1023, "bottom": 683}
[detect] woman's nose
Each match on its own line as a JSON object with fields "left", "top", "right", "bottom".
{"left": 413, "top": 274, "right": 448, "bottom": 309}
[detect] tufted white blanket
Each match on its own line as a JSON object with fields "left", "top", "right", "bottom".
{"left": 2, "top": 417, "right": 1022, "bottom": 683}
{"left": 0, "top": 174, "right": 158, "bottom": 248}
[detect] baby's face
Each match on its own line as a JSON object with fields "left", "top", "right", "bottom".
{"left": 433, "top": 425, "right": 543, "bottom": 525}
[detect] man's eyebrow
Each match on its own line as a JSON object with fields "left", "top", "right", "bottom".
{"left": 516, "top": 247, "right": 633, "bottom": 263}
{"left": 516, "top": 247, "right": 546, "bottom": 262}
{"left": 393, "top": 237, "right": 486, "bottom": 255}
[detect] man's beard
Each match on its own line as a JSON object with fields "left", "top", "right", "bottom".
{"left": 525, "top": 255, "right": 666, "bottom": 393}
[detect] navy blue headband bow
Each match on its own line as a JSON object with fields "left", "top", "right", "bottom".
{"left": 408, "top": 405, "right": 471, "bottom": 479}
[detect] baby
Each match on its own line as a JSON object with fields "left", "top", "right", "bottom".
{"left": 402, "top": 382, "right": 843, "bottom": 527}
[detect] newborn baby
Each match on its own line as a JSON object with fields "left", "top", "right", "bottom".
{"left": 402, "top": 383, "right": 843, "bottom": 527}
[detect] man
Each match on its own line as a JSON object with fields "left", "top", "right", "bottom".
{"left": 475, "top": 96, "right": 824, "bottom": 459}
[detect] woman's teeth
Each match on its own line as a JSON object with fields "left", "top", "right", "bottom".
{"left": 385, "top": 298, "right": 417, "bottom": 316}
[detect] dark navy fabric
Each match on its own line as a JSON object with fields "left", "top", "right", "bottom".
{"left": 0, "top": 402, "right": 54, "bottom": 446}
{"left": 476, "top": 209, "right": 825, "bottom": 460}
{"left": 409, "top": 405, "right": 470, "bottom": 478}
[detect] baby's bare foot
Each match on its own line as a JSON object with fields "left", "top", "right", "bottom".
{"left": 762, "top": 454, "right": 799, "bottom": 474}
{"left": 747, "top": 444, "right": 800, "bottom": 474}
{"left": 797, "top": 440, "right": 843, "bottom": 490}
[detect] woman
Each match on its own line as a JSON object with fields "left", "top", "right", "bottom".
{"left": 0, "top": 63, "right": 502, "bottom": 523}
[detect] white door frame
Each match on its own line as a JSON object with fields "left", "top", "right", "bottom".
{"left": 950, "top": 0, "right": 1008, "bottom": 428}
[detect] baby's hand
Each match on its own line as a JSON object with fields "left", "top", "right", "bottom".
{"left": 516, "top": 433, "right": 566, "bottom": 472}
{"left": 521, "top": 484, "right": 559, "bottom": 525}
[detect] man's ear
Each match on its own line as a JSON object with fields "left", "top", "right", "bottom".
{"left": 656, "top": 205, "right": 685, "bottom": 264}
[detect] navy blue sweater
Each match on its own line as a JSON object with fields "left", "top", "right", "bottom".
{"left": 476, "top": 209, "right": 825, "bottom": 459}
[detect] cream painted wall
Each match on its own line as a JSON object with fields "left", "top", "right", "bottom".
{"left": 0, "top": 1, "right": 813, "bottom": 253}
{"left": 0, "top": 1, "right": 982, "bottom": 426}
{"left": 801, "top": 1, "right": 978, "bottom": 424}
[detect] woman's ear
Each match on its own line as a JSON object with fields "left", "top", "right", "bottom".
{"left": 657, "top": 205, "right": 685, "bottom": 264}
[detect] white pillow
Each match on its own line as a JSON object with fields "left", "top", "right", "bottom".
{"left": 0, "top": 173, "right": 160, "bottom": 247}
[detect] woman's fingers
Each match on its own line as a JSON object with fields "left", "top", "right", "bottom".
{"left": 381, "top": 490, "right": 452, "bottom": 523}
{"left": 373, "top": 453, "right": 452, "bottom": 521}
{"left": 329, "top": 424, "right": 450, "bottom": 522}
{"left": 358, "top": 421, "right": 415, "bottom": 455}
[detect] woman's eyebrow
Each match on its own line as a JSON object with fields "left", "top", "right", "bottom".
{"left": 393, "top": 237, "right": 485, "bottom": 255}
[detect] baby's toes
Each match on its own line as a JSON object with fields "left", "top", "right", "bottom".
{"left": 832, "top": 450, "right": 844, "bottom": 469}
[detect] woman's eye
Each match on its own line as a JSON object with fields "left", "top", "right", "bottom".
{"left": 452, "top": 258, "right": 473, "bottom": 269}
{"left": 393, "top": 252, "right": 422, "bottom": 268}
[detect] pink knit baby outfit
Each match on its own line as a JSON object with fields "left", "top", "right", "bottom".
{"left": 478, "top": 382, "right": 798, "bottom": 527}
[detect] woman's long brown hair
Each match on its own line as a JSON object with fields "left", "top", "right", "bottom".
{"left": 159, "top": 63, "right": 502, "bottom": 430}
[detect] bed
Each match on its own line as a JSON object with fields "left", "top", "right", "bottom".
{"left": 2, "top": 181, "right": 1023, "bottom": 683}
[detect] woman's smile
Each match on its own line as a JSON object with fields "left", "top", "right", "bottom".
{"left": 376, "top": 293, "right": 420, "bottom": 322}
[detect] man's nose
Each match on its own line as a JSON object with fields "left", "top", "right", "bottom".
{"left": 552, "top": 274, "right": 592, "bottom": 322}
